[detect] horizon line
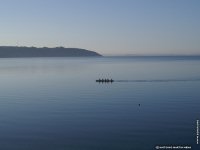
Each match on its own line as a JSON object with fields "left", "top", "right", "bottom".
{"left": 0, "top": 46, "right": 200, "bottom": 56}
{"left": 102, "top": 54, "right": 200, "bottom": 57}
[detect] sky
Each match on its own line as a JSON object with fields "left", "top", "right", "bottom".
{"left": 0, "top": 0, "right": 200, "bottom": 55}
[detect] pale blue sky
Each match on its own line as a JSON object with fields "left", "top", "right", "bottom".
{"left": 0, "top": 0, "right": 199, "bottom": 55}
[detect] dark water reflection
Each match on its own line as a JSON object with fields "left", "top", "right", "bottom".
{"left": 0, "top": 57, "right": 199, "bottom": 150}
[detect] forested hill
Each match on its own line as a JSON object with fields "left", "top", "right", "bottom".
{"left": 0, "top": 46, "right": 102, "bottom": 57}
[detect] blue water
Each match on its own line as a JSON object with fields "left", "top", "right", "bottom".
{"left": 0, "top": 56, "right": 199, "bottom": 150}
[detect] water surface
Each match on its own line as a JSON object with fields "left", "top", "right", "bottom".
{"left": 0, "top": 56, "right": 200, "bottom": 150}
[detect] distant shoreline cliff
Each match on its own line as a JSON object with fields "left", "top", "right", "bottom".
{"left": 0, "top": 46, "right": 102, "bottom": 57}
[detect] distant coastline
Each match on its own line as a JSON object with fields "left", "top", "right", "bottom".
{"left": 0, "top": 46, "right": 102, "bottom": 58}
{"left": 103, "top": 55, "right": 200, "bottom": 60}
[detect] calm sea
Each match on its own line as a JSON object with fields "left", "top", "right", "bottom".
{"left": 0, "top": 56, "right": 199, "bottom": 150}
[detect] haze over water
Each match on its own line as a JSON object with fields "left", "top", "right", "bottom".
{"left": 0, "top": 56, "right": 199, "bottom": 150}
